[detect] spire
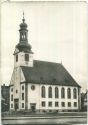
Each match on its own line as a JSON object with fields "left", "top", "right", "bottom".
{"left": 14, "top": 13, "right": 33, "bottom": 54}
{"left": 22, "top": 11, "right": 25, "bottom": 23}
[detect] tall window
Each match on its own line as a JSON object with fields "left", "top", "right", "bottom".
{"left": 11, "top": 95, "right": 13, "bottom": 101}
{"left": 22, "top": 85, "right": 24, "bottom": 90}
{"left": 67, "top": 88, "right": 71, "bottom": 99}
{"left": 22, "top": 103, "right": 24, "bottom": 108}
{"left": 73, "top": 88, "right": 77, "bottom": 99}
{"left": 16, "top": 55, "right": 18, "bottom": 62}
{"left": 11, "top": 104, "right": 13, "bottom": 108}
{"left": 22, "top": 93, "right": 24, "bottom": 100}
{"left": 61, "top": 88, "right": 65, "bottom": 98}
{"left": 41, "top": 86, "right": 45, "bottom": 98}
{"left": 25, "top": 54, "right": 29, "bottom": 61}
{"left": 55, "top": 87, "right": 59, "bottom": 98}
{"left": 48, "top": 87, "right": 52, "bottom": 98}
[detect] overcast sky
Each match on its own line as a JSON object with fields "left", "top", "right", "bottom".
{"left": 1, "top": 2, "right": 88, "bottom": 92}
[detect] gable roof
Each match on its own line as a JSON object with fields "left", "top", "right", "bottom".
{"left": 21, "top": 60, "right": 81, "bottom": 87}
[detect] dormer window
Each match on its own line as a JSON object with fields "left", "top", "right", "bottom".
{"left": 25, "top": 54, "right": 29, "bottom": 61}
{"left": 16, "top": 55, "right": 18, "bottom": 62}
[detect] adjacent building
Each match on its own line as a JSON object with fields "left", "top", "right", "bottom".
{"left": 1, "top": 84, "right": 10, "bottom": 112}
{"left": 81, "top": 91, "right": 87, "bottom": 111}
{"left": 10, "top": 14, "right": 81, "bottom": 112}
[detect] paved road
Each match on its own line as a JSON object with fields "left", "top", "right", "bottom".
{"left": 2, "top": 116, "right": 87, "bottom": 125}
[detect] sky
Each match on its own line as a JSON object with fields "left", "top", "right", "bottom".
{"left": 1, "top": 1, "right": 88, "bottom": 92}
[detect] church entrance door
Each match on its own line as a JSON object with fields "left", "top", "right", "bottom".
{"left": 30, "top": 103, "right": 36, "bottom": 112}
{"left": 14, "top": 99, "right": 19, "bottom": 111}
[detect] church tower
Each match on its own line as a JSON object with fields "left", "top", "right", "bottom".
{"left": 14, "top": 13, "right": 33, "bottom": 68}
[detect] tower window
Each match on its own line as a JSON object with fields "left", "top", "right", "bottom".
{"left": 16, "top": 55, "right": 18, "bottom": 62}
{"left": 22, "top": 103, "right": 24, "bottom": 108}
{"left": 22, "top": 85, "right": 24, "bottom": 90}
{"left": 11, "top": 88, "right": 13, "bottom": 92}
{"left": 11, "top": 104, "right": 13, "bottom": 108}
{"left": 11, "top": 95, "right": 13, "bottom": 101}
{"left": 22, "top": 93, "right": 24, "bottom": 100}
{"left": 25, "top": 54, "right": 29, "bottom": 61}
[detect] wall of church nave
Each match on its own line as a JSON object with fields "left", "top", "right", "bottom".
{"left": 27, "top": 83, "right": 79, "bottom": 110}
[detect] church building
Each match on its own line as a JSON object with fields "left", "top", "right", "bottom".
{"left": 10, "top": 14, "right": 81, "bottom": 112}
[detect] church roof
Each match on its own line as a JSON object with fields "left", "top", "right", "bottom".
{"left": 21, "top": 60, "right": 80, "bottom": 87}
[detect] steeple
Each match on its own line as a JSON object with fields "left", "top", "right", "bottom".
{"left": 14, "top": 12, "right": 33, "bottom": 54}
{"left": 19, "top": 12, "right": 28, "bottom": 43}
{"left": 14, "top": 13, "right": 34, "bottom": 68}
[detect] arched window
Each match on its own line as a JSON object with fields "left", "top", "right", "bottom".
{"left": 41, "top": 86, "right": 45, "bottom": 98}
{"left": 73, "top": 88, "right": 77, "bottom": 99}
{"left": 61, "top": 87, "right": 65, "bottom": 98}
{"left": 67, "top": 88, "right": 71, "bottom": 99}
{"left": 48, "top": 87, "right": 52, "bottom": 98}
{"left": 55, "top": 87, "right": 59, "bottom": 98}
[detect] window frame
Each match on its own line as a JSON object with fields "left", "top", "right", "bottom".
{"left": 74, "top": 102, "right": 77, "bottom": 107}
{"left": 55, "top": 87, "right": 59, "bottom": 98}
{"left": 68, "top": 102, "right": 71, "bottom": 107}
{"left": 48, "top": 102, "right": 52, "bottom": 107}
{"left": 11, "top": 94, "right": 13, "bottom": 101}
{"left": 61, "top": 102, "right": 65, "bottom": 107}
{"left": 61, "top": 87, "right": 65, "bottom": 98}
{"left": 67, "top": 88, "right": 71, "bottom": 99}
{"left": 22, "top": 103, "right": 24, "bottom": 108}
{"left": 11, "top": 103, "right": 13, "bottom": 108}
{"left": 41, "top": 101, "right": 46, "bottom": 107}
{"left": 25, "top": 54, "right": 29, "bottom": 61}
{"left": 55, "top": 102, "right": 59, "bottom": 107}
{"left": 73, "top": 88, "right": 77, "bottom": 99}
{"left": 41, "top": 86, "right": 45, "bottom": 98}
{"left": 22, "top": 85, "right": 24, "bottom": 90}
{"left": 48, "top": 86, "right": 52, "bottom": 98}
{"left": 22, "top": 93, "right": 24, "bottom": 100}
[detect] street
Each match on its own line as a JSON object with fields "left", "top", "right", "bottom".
{"left": 2, "top": 116, "right": 87, "bottom": 125}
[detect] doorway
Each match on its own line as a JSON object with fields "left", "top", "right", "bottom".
{"left": 14, "top": 99, "right": 19, "bottom": 111}
{"left": 30, "top": 103, "right": 36, "bottom": 112}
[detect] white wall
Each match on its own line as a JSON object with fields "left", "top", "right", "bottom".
{"left": 14, "top": 52, "right": 33, "bottom": 67}
{"left": 27, "top": 83, "right": 79, "bottom": 110}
